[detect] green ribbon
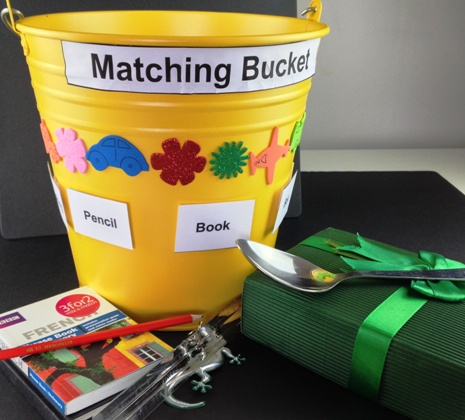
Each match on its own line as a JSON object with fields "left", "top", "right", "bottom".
{"left": 302, "top": 231, "right": 465, "bottom": 400}
{"left": 347, "top": 286, "right": 427, "bottom": 400}
{"left": 303, "top": 233, "right": 465, "bottom": 301}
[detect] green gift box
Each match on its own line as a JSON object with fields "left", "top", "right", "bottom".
{"left": 242, "top": 228, "right": 465, "bottom": 420}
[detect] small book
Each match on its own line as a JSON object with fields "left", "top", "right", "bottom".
{"left": 0, "top": 286, "right": 172, "bottom": 415}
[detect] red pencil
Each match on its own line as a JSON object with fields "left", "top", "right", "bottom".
{"left": 0, "top": 313, "right": 201, "bottom": 361}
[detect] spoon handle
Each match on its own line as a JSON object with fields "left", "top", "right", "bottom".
{"left": 346, "top": 268, "right": 465, "bottom": 281}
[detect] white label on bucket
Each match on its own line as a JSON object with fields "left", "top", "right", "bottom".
{"left": 47, "top": 164, "right": 69, "bottom": 230}
{"left": 273, "top": 171, "right": 297, "bottom": 234}
{"left": 67, "top": 189, "right": 133, "bottom": 250}
{"left": 175, "top": 200, "right": 255, "bottom": 252}
{"left": 62, "top": 39, "right": 321, "bottom": 94}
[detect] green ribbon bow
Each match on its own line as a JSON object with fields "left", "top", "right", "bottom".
{"left": 304, "top": 233, "right": 465, "bottom": 301}
{"left": 338, "top": 234, "right": 465, "bottom": 301}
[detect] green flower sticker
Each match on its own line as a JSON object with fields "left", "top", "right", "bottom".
{"left": 210, "top": 141, "right": 249, "bottom": 179}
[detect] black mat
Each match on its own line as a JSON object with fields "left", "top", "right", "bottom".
{"left": 1, "top": 171, "right": 465, "bottom": 419}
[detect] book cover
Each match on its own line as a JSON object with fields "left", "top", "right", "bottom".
{"left": 0, "top": 286, "right": 172, "bottom": 415}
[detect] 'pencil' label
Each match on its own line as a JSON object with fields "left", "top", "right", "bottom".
{"left": 67, "top": 189, "right": 133, "bottom": 249}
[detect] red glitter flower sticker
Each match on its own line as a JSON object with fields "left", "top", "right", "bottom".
{"left": 39, "top": 119, "right": 61, "bottom": 163}
{"left": 151, "top": 138, "right": 206, "bottom": 186}
{"left": 55, "top": 127, "right": 88, "bottom": 173}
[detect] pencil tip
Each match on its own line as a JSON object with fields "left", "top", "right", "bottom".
{"left": 191, "top": 314, "right": 203, "bottom": 322}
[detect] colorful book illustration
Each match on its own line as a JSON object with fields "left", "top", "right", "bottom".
{"left": 0, "top": 286, "right": 172, "bottom": 415}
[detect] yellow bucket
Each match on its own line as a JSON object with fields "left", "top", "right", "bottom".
{"left": 2, "top": 1, "right": 329, "bottom": 327}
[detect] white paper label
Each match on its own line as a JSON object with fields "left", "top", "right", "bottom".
{"left": 175, "top": 200, "right": 255, "bottom": 252}
{"left": 47, "top": 165, "right": 68, "bottom": 230}
{"left": 62, "top": 39, "right": 321, "bottom": 94}
{"left": 273, "top": 171, "right": 297, "bottom": 233}
{"left": 67, "top": 189, "right": 133, "bottom": 250}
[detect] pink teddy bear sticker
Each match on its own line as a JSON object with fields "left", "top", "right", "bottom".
{"left": 55, "top": 128, "right": 88, "bottom": 173}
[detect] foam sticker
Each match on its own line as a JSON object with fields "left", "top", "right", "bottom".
{"left": 273, "top": 171, "right": 297, "bottom": 233}
{"left": 249, "top": 127, "right": 290, "bottom": 184}
{"left": 55, "top": 128, "right": 88, "bottom": 173}
{"left": 40, "top": 120, "right": 61, "bottom": 163}
{"left": 290, "top": 112, "right": 307, "bottom": 153}
{"left": 86, "top": 135, "right": 149, "bottom": 176}
{"left": 151, "top": 138, "right": 206, "bottom": 186}
{"left": 67, "top": 189, "right": 133, "bottom": 250}
{"left": 175, "top": 200, "right": 255, "bottom": 252}
{"left": 210, "top": 141, "right": 249, "bottom": 179}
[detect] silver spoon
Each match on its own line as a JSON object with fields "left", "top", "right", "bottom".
{"left": 236, "top": 239, "right": 465, "bottom": 293}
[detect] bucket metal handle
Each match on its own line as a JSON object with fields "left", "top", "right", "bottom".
{"left": 301, "top": 0, "right": 323, "bottom": 23}
{"left": 2, "top": 0, "right": 324, "bottom": 31}
{"left": 1, "top": 0, "right": 22, "bottom": 35}
{"left": 2, "top": 0, "right": 29, "bottom": 55}
{"left": 2, "top": 0, "right": 324, "bottom": 32}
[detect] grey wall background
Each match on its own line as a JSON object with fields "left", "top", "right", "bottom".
{"left": 297, "top": 0, "right": 465, "bottom": 150}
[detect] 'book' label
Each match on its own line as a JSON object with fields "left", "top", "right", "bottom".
{"left": 175, "top": 200, "right": 255, "bottom": 252}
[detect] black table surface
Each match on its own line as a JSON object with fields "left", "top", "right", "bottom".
{"left": 2, "top": 171, "right": 465, "bottom": 419}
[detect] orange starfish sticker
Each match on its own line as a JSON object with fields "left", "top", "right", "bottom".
{"left": 249, "top": 127, "right": 290, "bottom": 184}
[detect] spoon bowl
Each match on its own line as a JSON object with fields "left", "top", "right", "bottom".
{"left": 236, "top": 239, "right": 465, "bottom": 293}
